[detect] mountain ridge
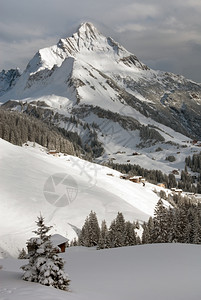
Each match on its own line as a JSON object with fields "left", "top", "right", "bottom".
{"left": 0, "top": 22, "right": 201, "bottom": 167}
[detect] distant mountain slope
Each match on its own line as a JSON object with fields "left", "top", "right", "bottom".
{"left": 0, "top": 22, "right": 201, "bottom": 166}
{"left": 0, "top": 138, "right": 166, "bottom": 257}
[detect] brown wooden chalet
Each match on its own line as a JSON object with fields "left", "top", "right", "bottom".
{"left": 120, "top": 174, "right": 131, "bottom": 180}
{"left": 27, "top": 234, "right": 68, "bottom": 254}
{"left": 171, "top": 188, "right": 183, "bottom": 195}
{"left": 48, "top": 149, "right": 58, "bottom": 156}
{"left": 172, "top": 169, "right": 180, "bottom": 175}
{"left": 157, "top": 183, "right": 166, "bottom": 188}
{"left": 129, "top": 176, "right": 145, "bottom": 183}
{"left": 51, "top": 234, "right": 68, "bottom": 253}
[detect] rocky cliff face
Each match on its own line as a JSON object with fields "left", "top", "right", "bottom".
{"left": 0, "top": 68, "right": 21, "bottom": 97}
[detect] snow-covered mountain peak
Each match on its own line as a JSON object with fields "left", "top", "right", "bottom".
{"left": 1, "top": 22, "right": 148, "bottom": 96}
{"left": 13, "top": 21, "right": 147, "bottom": 80}
{"left": 1, "top": 22, "right": 201, "bottom": 140}
{"left": 58, "top": 22, "right": 115, "bottom": 56}
{"left": 77, "top": 22, "right": 101, "bottom": 40}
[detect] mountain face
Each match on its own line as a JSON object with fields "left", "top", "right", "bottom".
{"left": 0, "top": 68, "right": 21, "bottom": 97}
{"left": 0, "top": 22, "right": 201, "bottom": 163}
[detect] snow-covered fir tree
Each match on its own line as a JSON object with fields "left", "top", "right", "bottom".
{"left": 79, "top": 216, "right": 90, "bottom": 246}
{"left": 191, "top": 209, "right": 201, "bottom": 244}
{"left": 174, "top": 206, "right": 189, "bottom": 243}
{"left": 97, "top": 220, "right": 108, "bottom": 249}
{"left": 141, "top": 222, "right": 150, "bottom": 244}
{"left": 21, "top": 215, "right": 70, "bottom": 290}
{"left": 88, "top": 211, "right": 100, "bottom": 246}
{"left": 153, "top": 199, "right": 169, "bottom": 243}
{"left": 124, "top": 221, "right": 137, "bottom": 246}
{"left": 79, "top": 211, "right": 100, "bottom": 247}
{"left": 106, "top": 219, "right": 117, "bottom": 248}
{"left": 115, "top": 212, "right": 126, "bottom": 247}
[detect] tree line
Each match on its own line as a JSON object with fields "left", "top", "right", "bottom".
{"left": 107, "top": 162, "right": 201, "bottom": 193}
{"left": 72, "top": 211, "right": 141, "bottom": 249}
{"left": 0, "top": 108, "right": 75, "bottom": 154}
{"left": 185, "top": 152, "right": 201, "bottom": 173}
{"left": 0, "top": 105, "right": 104, "bottom": 159}
{"left": 71, "top": 195, "right": 201, "bottom": 249}
{"left": 142, "top": 197, "right": 201, "bottom": 244}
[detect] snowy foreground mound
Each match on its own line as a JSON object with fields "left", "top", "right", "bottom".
{"left": 0, "top": 244, "right": 201, "bottom": 300}
{"left": 0, "top": 138, "right": 166, "bottom": 257}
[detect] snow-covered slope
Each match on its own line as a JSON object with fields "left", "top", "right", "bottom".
{"left": 0, "top": 138, "right": 167, "bottom": 257}
{"left": 0, "top": 22, "right": 201, "bottom": 159}
{"left": 1, "top": 244, "right": 201, "bottom": 300}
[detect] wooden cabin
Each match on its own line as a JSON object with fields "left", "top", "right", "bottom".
{"left": 51, "top": 234, "right": 68, "bottom": 253}
{"left": 171, "top": 188, "right": 183, "bottom": 195}
{"left": 174, "top": 189, "right": 183, "bottom": 195}
{"left": 172, "top": 169, "right": 179, "bottom": 175}
{"left": 48, "top": 150, "right": 58, "bottom": 156}
{"left": 27, "top": 234, "right": 68, "bottom": 254}
{"left": 120, "top": 174, "right": 130, "bottom": 180}
{"left": 129, "top": 176, "right": 145, "bottom": 183}
{"left": 157, "top": 183, "right": 166, "bottom": 188}
{"left": 132, "top": 152, "right": 140, "bottom": 156}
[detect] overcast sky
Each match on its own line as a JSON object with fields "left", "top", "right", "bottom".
{"left": 1, "top": 0, "right": 201, "bottom": 82}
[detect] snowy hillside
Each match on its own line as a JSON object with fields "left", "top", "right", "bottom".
{"left": 1, "top": 244, "right": 201, "bottom": 300}
{"left": 0, "top": 22, "right": 201, "bottom": 168}
{"left": 0, "top": 138, "right": 168, "bottom": 257}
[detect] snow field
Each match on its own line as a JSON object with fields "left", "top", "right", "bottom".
{"left": 0, "top": 138, "right": 167, "bottom": 257}
{"left": 1, "top": 244, "right": 201, "bottom": 300}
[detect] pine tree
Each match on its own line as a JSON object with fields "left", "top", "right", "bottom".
{"left": 88, "top": 211, "right": 100, "bottom": 246}
{"left": 18, "top": 248, "right": 27, "bottom": 259}
{"left": 166, "top": 207, "right": 175, "bottom": 243}
{"left": 21, "top": 215, "right": 70, "bottom": 290}
{"left": 79, "top": 211, "right": 100, "bottom": 247}
{"left": 106, "top": 220, "right": 117, "bottom": 248}
{"left": 134, "top": 220, "right": 140, "bottom": 230}
{"left": 192, "top": 209, "right": 201, "bottom": 244}
{"left": 141, "top": 222, "right": 150, "bottom": 244}
{"left": 168, "top": 173, "right": 177, "bottom": 189}
{"left": 124, "top": 221, "right": 137, "bottom": 246}
{"left": 114, "top": 212, "right": 126, "bottom": 247}
{"left": 153, "top": 199, "right": 169, "bottom": 243}
{"left": 79, "top": 216, "right": 90, "bottom": 247}
{"left": 147, "top": 217, "right": 155, "bottom": 243}
{"left": 97, "top": 220, "right": 108, "bottom": 249}
{"left": 174, "top": 206, "right": 189, "bottom": 243}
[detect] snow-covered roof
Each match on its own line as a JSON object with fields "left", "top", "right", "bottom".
{"left": 129, "top": 176, "right": 142, "bottom": 179}
{"left": 50, "top": 234, "right": 68, "bottom": 247}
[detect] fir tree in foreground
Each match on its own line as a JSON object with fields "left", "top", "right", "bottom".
{"left": 21, "top": 215, "right": 70, "bottom": 291}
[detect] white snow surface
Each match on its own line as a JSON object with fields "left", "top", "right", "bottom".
{"left": 0, "top": 244, "right": 201, "bottom": 300}
{"left": 0, "top": 138, "right": 168, "bottom": 257}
